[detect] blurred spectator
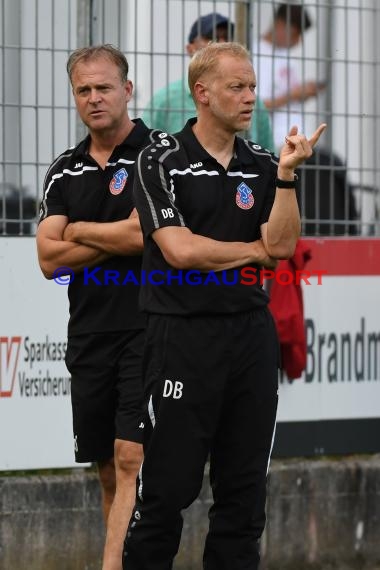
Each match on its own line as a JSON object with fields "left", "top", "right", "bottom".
{"left": 253, "top": 2, "right": 325, "bottom": 151}
{"left": 143, "top": 12, "right": 275, "bottom": 150}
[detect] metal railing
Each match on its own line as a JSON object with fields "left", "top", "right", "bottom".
{"left": 1, "top": 0, "right": 379, "bottom": 236}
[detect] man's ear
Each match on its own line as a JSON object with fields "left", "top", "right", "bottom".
{"left": 124, "top": 79, "right": 134, "bottom": 101}
{"left": 193, "top": 81, "right": 209, "bottom": 105}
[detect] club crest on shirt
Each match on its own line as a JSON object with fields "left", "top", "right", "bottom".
{"left": 109, "top": 168, "right": 128, "bottom": 195}
{"left": 236, "top": 181, "right": 254, "bottom": 210}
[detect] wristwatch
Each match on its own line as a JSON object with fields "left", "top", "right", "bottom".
{"left": 275, "top": 174, "right": 298, "bottom": 188}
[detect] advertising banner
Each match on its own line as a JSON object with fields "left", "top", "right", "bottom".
{"left": 274, "top": 238, "right": 380, "bottom": 456}
{"left": 0, "top": 238, "right": 78, "bottom": 470}
{"left": 1, "top": 238, "right": 379, "bottom": 468}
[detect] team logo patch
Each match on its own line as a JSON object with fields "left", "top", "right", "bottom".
{"left": 109, "top": 168, "right": 128, "bottom": 195}
{"left": 236, "top": 181, "right": 254, "bottom": 210}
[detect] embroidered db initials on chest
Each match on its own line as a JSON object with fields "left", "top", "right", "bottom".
{"left": 236, "top": 181, "right": 254, "bottom": 210}
{"left": 109, "top": 168, "right": 128, "bottom": 195}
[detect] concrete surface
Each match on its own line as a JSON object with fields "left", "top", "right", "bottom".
{"left": 1, "top": 456, "right": 380, "bottom": 569}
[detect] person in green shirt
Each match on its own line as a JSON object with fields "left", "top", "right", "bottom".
{"left": 143, "top": 12, "right": 275, "bottom": 152}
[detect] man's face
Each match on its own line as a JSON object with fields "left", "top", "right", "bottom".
{"left": 187, "top": 24, "right": 231, "bottom": 55}
{"left": 71, "top": 56, "right": 133, "bottom": 133}
{"left": 198, "top": 54, "right": 256, "bottom": 133}
{"left": 274, "top": 20, "right": 302, "bottom": 48}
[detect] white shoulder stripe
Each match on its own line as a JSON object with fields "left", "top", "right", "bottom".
{"left": 62, "top": 166, "right": 98, "bottom": 176}
{"left": 40, "top": 165, "right": 98, "bottom": 220}
{"left": 107, "top": 158, "right": 135, "bottom": 166}
{"left": 169, "top": 168, "right": 219, "bottom": 177}
{"left": 227, "top": 171, "right": 259, "bottom": 179}
{"left": 43, "top": 151, "right": 74, "bottom": 188}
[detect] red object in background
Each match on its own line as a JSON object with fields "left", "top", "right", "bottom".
{"left": 268, "top": 240, "right": 312, "bottom": 379}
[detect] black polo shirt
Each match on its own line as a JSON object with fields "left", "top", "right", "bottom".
{"left": 134, "top": 118, "right": 279, "bottom": 315}
{"left": 39, "top": 119, "right": 161, "bottom": 336}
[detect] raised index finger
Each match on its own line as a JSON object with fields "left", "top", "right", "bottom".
{"left": 308, "top": 123, "right": 327, "bottom": 148}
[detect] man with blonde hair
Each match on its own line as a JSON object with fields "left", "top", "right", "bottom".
{"left": 143, "top": 12, "right": 275, "bottom": 151}
{"left": 123, "top": 42, "right": 326, "bottom": 569}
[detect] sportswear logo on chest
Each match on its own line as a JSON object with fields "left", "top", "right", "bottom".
{"left": 236, "top": 181, "right": 254, "bottom": 210}
{"left": 109, "top": 167, "right": 128, "bottom": 195}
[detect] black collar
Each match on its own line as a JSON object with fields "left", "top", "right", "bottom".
{"left": 177, "top": 118, "right": 214, "bottom": 163}
{"left": 72, "top": 118, "right": 151, "bottom": 160}
{"left": 178, "top": 118, "right": 260, "bottom": 168}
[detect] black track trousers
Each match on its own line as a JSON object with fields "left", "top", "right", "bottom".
{"left": 123, "top": 308, "right": 279, "bottom": 570}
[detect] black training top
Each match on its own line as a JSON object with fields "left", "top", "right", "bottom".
{"left": 134, "top": 118, "right": 279, "bottom": 315}
{"left": 39, "top": 119, "right": 161, "bottom": 336}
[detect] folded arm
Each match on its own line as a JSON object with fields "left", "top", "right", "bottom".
{"left": 36, "top": 215, "right": 110, "bottom": 279}
{"left": 62, "top": 209, "right": 143, "bottom": 256}
{"left": 151, "top": 226, "right": 276, "bottom": 272}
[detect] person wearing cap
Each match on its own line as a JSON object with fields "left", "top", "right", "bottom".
{"left": 143, "top": 12, "right": 275, "bottom": 151}
{"left": 253, "top": 2, "right": 326, "bottom": 151}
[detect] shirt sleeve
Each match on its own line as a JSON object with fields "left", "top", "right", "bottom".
{"left": 38, "top": 163, "right": 67, "bottom": 223}
{"left": 133, "top": 135, "right": 187, "bottom": 237}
